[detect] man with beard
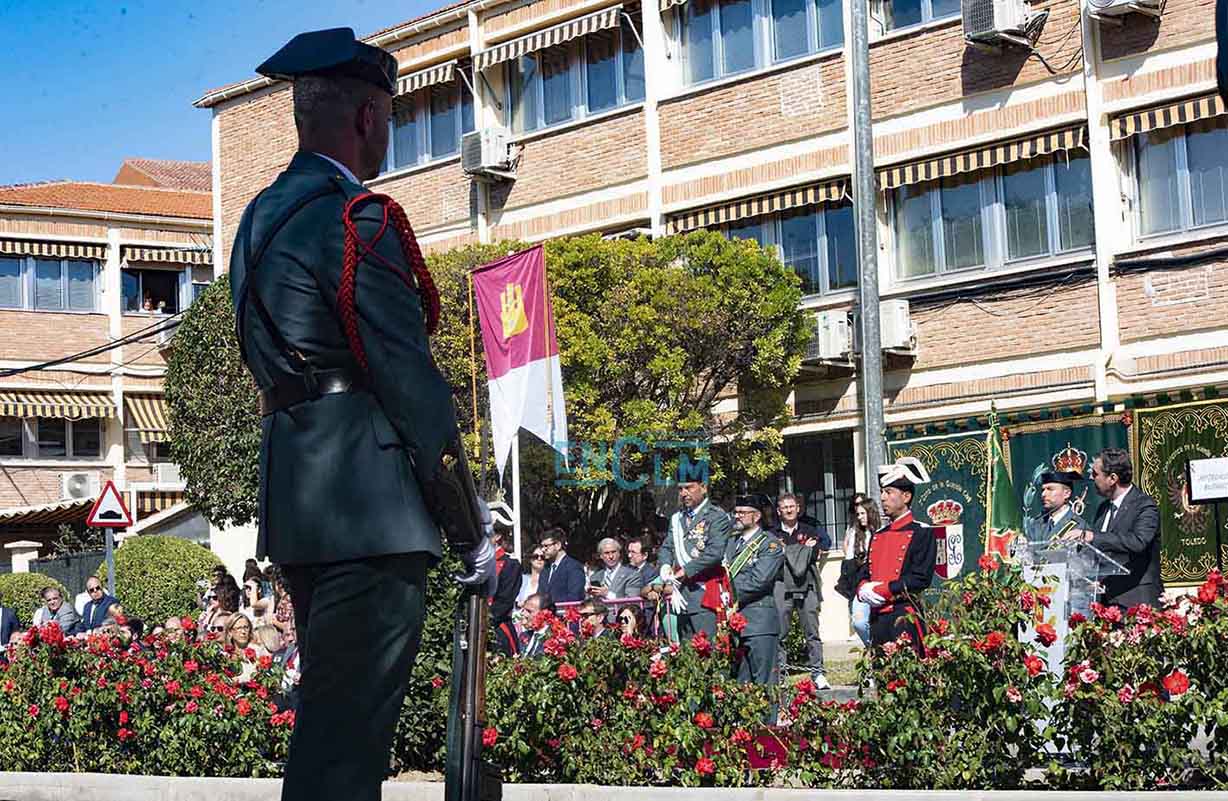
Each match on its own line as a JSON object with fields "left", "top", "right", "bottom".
{"left": 725, "top": 496, "right": 784, "bottom": 687}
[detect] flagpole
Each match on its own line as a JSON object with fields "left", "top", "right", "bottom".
{"left": 511, "top": 430, "right": 523, "bottom": 560}
{"left": 467, "top": 273, "right": 481, "bottom": 461}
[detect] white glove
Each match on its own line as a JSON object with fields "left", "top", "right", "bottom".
{"left": 455, "top": 536, "right": 497, "bottom": 592}
{"left": 858, "top": 582, "right": 887, "bottom": 607}
{"left": 659, "top": 564, "right": 673, "bottom": 583}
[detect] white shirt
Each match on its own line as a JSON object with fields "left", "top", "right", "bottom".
{"left": 312, "top": 152, "right": 363, "bottom": 186}
{"left": 1100, "top": 485, "right": 1133, "bottom": 532}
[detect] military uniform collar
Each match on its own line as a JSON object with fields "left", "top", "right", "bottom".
{"left": 686, "top": 499, "right": 709, "bottom": 518}
{"left": 1049, "top": 505, "right": 1071, "bottom": 525}
{"left": 311, "top": 152, "right": 364, "bottom": 186}
{"left": 739, "top": 525, "right": 761, "bottom": 542}
{"left": 886, "top": 511, "right": 915, "bottom": 531}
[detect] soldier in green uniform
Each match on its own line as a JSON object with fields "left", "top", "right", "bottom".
{"left": 1025, "top": 469, "right": 1089, "bottom": 541}
{"left": 726, "top": 496, "right": 785, "bottom": 687}
{"left": 656, "top": 479, "right": 732, "bottom": 638}
{"left": 229, "top": 29, "right": 495, "bottom": 801}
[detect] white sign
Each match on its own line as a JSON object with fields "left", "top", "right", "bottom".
{"left": 1188, "top": 457, "right": 1228, "bottom": 505}
{"left": 86, "top": 480, "right": 133, "bottom": 528}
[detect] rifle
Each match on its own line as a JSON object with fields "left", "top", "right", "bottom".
{"left": 445, "top": 587, "right": 503, "bottom": 801}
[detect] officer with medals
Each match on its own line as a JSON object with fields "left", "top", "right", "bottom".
{"left": 856, "top": 457, "right": 937, "bottom": 655}
{"left": 725, "top": 496, "right": 785, "bottom": 687}
{"left": 1025, "top": 469, "right": 1089, "bottom": 541}
{"left": 229, "top": 29, "right": 496, "bottom": 801}
{"left": 656, "top": 479, "right": 732, "bottom": 638}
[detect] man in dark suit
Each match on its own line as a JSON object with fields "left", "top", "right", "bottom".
{"left": 772, "top": 493, "right": 832, "bottom": 689}
{"left": 1074, "top": 448, "right": 1161, "bottom": 608}
{"left": 539, "top": 528, "right": 586, "bottom": 603}
{"left": 0, "top": 591, "right": 19, "bottom": 652}
{"left": 230, "top": 29, "right": 494, "bottom": 801}
{"left": 490, "top": 527, "right": 522, "bottom": 656}
{"left": 726, "top": 496, "right": 785, "bottom": 688}
{"left": 626, "top": 537, "right": 657, "bottom": 587}
{"left": 657, "top": 479, "right": 732, "bottom": 638}
{"left": 78, "top": 575, "right": 118, "bottom": 634}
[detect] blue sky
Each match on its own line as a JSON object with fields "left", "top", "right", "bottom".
{"left": 0, "top": 0, "right": 438, "bottom": 186}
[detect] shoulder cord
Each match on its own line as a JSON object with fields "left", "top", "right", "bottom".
{"left": 339, "top": 192, "right": 441, "bottom": 373}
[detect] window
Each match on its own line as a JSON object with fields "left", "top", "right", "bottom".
{"left": 507, "top": 20, "right": 645, "bottom": 134}
{"left": 122, "top": 267, "right": 181, "bottom": 314}
{"left": 778, "top": 431, "right": 856, "bottom": 535}
{"left": 683, "top": 0, "right": 843, "bottom": 85}
{"left": 5, "top": 418, "right": 103, "bottom": 459}
{"left": 1135, "top": 118, "right": 1228, "bottom": 237}
{"left": 191, "top": 282, "right": 210, "bottom": 305}
{"left": 0, "top": 418, "right": 20, "bottom": 457}
{"left": 878, "top": 0, "right": 960, "bottom": 31}
{"left": 892, "top": 151, "right": 1095, "bottom": 279}
{"left": 0, "top": 257, "right": 97, "bottom": 312}
{"left": 384, "top": 76, "right": 475, "bottom": 172}
{"left": 726, "top": 201, "right": 858, "bottom": 295}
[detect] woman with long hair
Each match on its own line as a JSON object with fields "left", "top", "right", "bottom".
{"left": 843, "top": 493, "right": 881, "bottom": 645}
{"left": 516, "top": 547, "right": 547, "bottom": 608}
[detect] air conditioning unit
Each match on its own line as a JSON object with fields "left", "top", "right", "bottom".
{"left": 962, "top": 0, "right": 1031, "bottom": 45}
{"left": 154, "top": 463, "right": 183, "bottom": 487}
{"left": 880, "top": 299, "right": 917, "bottom": 352}
{"left": 1085, "top": 0, "right": 1161, "bottom": 19}
{"left": 61, "top": 471, "right": 101, "bottom": 501}
{"left": 461, "top": 127, "right": 514, "bottom": 180}
{"left": 805, "top": 310, "right": 853, "bottom": 362}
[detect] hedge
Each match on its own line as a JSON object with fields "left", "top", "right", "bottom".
{"left": 97, "top": 536, "right": 221, "bottom": 625}
{"left": 0, "top": 573, "right": 68, "bottom": 627}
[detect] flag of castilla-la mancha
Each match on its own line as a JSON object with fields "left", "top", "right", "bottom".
{"left": 472, "top": 245, "right": 568, "bottom": 476}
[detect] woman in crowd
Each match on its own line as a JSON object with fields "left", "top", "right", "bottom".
{"left": 243, "top": 577, "right": 276, "bottom": 626}
{"left": 200, "top": 582, "right": 240, "bottom": 639}
{"left": 253, "top": 624, "right": 284, "bottom": 662}
{"left": 269, "top": 569, "right": 296, "bottom": 647}
{"left": 842, "top": 493, "right": 880, "bottom": 646}
{"left": 516, "top": 547, "right": 547, "bottom": 607}
{"left": 224, "top": 613, "right": 255, "bottom": 651}
{"left": 617, "top": 605, "right": 645, "bottom": 639}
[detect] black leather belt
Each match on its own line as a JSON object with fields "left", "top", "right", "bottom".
{"left": 259, "top": 368, "right": 367, "bottom": 416}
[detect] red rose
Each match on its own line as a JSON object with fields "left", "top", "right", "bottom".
{"left": 243, "top": 647, "right": 257, "bottom": 661}
{"left": 431, "top": 676, "right": 445, "bottom": 690}
{"left": 728, "top": 613, "right": 748, "bottom": 633}
{"left": 1019, "top": 591, "right": 1035, "bottom": 611}
{"left": 695, "top": 757, "right": 715, "bottom": 776}
{"left": 1024, "top": 654, "right": 1045, "bottom": 677}
{"left": 731, "top": 728, "right": 752, "bottom": 746}
{"left": 54, "top": 696, "right": 69, "bottom": 714}
{"left": 565, "top": 607, "right": 582, "bottom": 624}
{"left": 1035, "top": 623, "right": 1058, "bottom": 647}
{"left": 1198, "top": 581, "right": 1218, "bottom": 605}
{"left": 189, "top": 685, "right": 205, "bottom": 699}
{"left": 985, "top": 631, "right": 1005, "bottom": 650}
{"left": 622, "top": 684, "right": 638, "bottom": 701}
{"left": 1038, "top": 593, "right": 1052, "bottom": 608}
{"left": 119, "top": 710, "right": 129, "bottom": 726}
{"left": 543, "top": 637, "right": 569, "bottom": 657}
{"left": 649, "top": 659, "right": 668, "bottom": 680}
{"left": 978, "top": 554, "right": 1000, "bottom": 571}
{"left": 962, "top": 592, "right": 974, "bottom": 606}
{"left": 630, "top": 733, "right": 646, "bottom": 751}
{"left": 184, "top": 701, "right": 199, "bottom": 714}
{"left": 180, "top": 617, "right": 196, "bottom": 630}
{"left": 932, "top": 618, "right": 950, "bottom": 636}
{"left": 482, "top": 726, "right": 498, "bottom": 747}
{"left": 39, "top": 622, "right": 66, "bottom": 648}
{"left": 258, "top": 655, "right": 273, "bottom": 671}
{"left": 694, "top": 711, "right": 715, "bottom": 729}
{"left": 164, "top": 680, "right": 181, "bottom": 696}
{"left": 183, "top": 660, "right": 199, "bottom": 674}
{"left": 117, "top": 727, "right": 134, "bottom": 742}
{"left": 1163, "top": 669, "right": 1190, "bottom": 698}
{"left": 1069, "top": 612, "right": 1086, "bottom": 626}
{"left": 885, "top": 679, "right": 906, "bottom": 693}
{"left": 557, "top": 663, "right": 578, "bottom": 682}
{"left": 237, "top": 699, "right": 252, "bottom": 717}
{"left": 620, "top": 633, "right": 643, "bottom": 650}
{"left": 27, "top": 704, "right": 39, "bottom": 718}
{"left": 691, "top": 631, "right": 712, "bottom": 657}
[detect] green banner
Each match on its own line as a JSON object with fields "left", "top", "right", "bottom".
{"left": 1134, "top": 400, "right": 1228, "bottom": 586}
{"left": 887, "top": 431, "right": 988, "bottom": 578}
{"left": 1003, "top": 413, "right": 1130, "bottom": 528}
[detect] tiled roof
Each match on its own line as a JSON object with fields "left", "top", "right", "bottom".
{"left": 115, "top": 158, "right": 212, "bottom": 192}
{"left": 0, "top": 181, "right": 211, "bottom": 220}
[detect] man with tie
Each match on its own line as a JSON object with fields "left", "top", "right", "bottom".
{"left": 588, "top": 538, "right": 644, "bottom": 600}
{"left": 656, "top": 479, "right": 732, "bottom": 638}
{"left": 772, "top": 492, "right": 832, "bottom": 690}
{"left": 78, "top": 576, "right": 118, "bottom": 634}
{"left": 539, "top": 529, "right": 586, "bottom": 603}
{"left": 1067, "top": 448, "right": 1161, "bottom": 608}
{"left": 1026, "top": 469, "right": 1088, "bottom": 541}
{"left": 725, "top": 496, "right": 785, "bottom": 687}
{"left": 626, "top": 537, "right": 657, "bottom": 588}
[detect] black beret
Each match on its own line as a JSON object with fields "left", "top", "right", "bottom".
{"left": 734, "top": 495, "right": 761, "bottom": 509}
{"left": 1039, "top": 470, "right": 1082, "bottom": 487}
{"left": 257, "top": 27, "right": 398, "bottom": 95}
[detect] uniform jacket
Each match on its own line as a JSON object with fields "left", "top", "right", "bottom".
{"left": 229, "top": 152, "right": 458, "bottom": 565}
{"left": 724, "top": 528, "right": 785, "bottom": 637}
{"left": 657, "top": 499, "right": 732, "bottom": 612}
{"left": 1091, "top": 486, "right": 1161, "bottom": 608}
{"left": 1024, "top": 505, "right": 1088, "bottom": 541}
{"left": 589, "top": 562, "right": 644, "bottom": 599}
{"left": 772, "top": 520, "right": 830, "bottom": 595}
{"left": 856, "top": 511, "right": 936, "bottom": 616}
{"left": 0, "top": 606, "right": 18, "bottom": 649}
{"left": 78, "top": 594, "right": 118, "bottom": 633}
{"left": 491, "top": 552, "right": 522, "bottom": 625}
{"left": 542, "top": 553, "right": 586, "bottom": 603}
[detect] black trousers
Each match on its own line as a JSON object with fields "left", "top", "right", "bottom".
{"left": 735, "top": 633, "right": 779, "bottom": 686}
{"left": 281, "top": 553, "right": 430, "bottom": 801}
{"left": 677, "top": 607, "right": 717, "bottom": 639}
{"left": 869, "top": 604, "right": 926, "bottom": 656}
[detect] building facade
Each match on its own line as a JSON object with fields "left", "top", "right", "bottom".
{"left": 0, "top": 164, "right": 213, "bottom": 570}
{"left": 199, "top": 0, "right": 1226, "bottom": 633}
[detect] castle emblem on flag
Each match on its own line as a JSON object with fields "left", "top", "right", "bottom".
{"left": 927, "top": 498, "right": 965, "bottom": 579}
{"left": 500, "top": 283, "right": 529, "bottom": 340}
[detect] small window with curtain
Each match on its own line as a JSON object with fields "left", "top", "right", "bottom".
{"left": 1133, "top": 116, "right": 1228, "bottom": 237}
{"left": 122, "top": 267, "right": 180, "bottom": 314}
{"left": 876, "top": 0, "right": 960, "bottom": 31}
{"left": 382, "top": 71, "right": 475, "bottom": 174}
{"left": 29, "top": 417, "right": 102, "bottom": 459}
{"left": 0, "top": 257, "right": 21, "bottom": 309}
{"left": 20, "top": 258, "right": 97, "bottom": 312}
{"left": 723, "top": 200, "right": 859, "bottom": 296}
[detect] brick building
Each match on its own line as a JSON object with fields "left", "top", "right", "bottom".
{"left": 0, "top": 161, "right": 213, "bottom": 570}
{"left": 198, "top": 0, "right": 1227, "bottom": 633}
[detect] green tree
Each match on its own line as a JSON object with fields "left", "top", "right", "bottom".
{"left": 97, "top": 535, "right": 221, "bottom": 623}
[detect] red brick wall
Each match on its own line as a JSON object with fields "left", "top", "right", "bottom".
{"left": 0, "top": 312, "right": 109, "bottom": 363}
{"left": 1100, "top": 0, "right": 1214, "bottom": 63}
{"left": 1115, "top": 245, "right": 1228, "bottom": 343}
{"left": 909, "top": 275, "right": 1101, "bottom": 370}
{"left": 0, "top": 467, "right": 114, "bottom": 510}
{"left": 374, "top": 161, "right": 474, "bottom": 230}
{"left": 121, "top": 316, "right": 168, "bottom": 367}
{"left": 491, "top": 109, "right": 647, "bottom": 211}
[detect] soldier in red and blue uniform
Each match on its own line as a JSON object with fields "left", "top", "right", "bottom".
{"left": 856, "top": 457, "right": 937, "bottom": 655}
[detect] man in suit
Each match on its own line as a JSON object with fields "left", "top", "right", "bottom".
{"left": 230, "top": 29, "right": 495, "bottom": 801}
{"left": 78, "top": 575, "right": 118, "bottom": 634}
{"left": 726, "top": 496, "right": 785, "bottom": 688}
{"left": 578, "top": 599, "right": 615, "bottom": 639}
{"left": 626, "top": 537, "right": 657, "bottom": 587}
{"left": 1070, "top": 448, "right": 1161, "bottom": 608}
{"left": 1025, "top": 470, "right": 1088, "bottom": 541}
{"left": 33, "top": 586, "right": 80, "bottom": 633}
{"left": 539, "top": 528, "right": 586, "bottom": 603}
{"left": 772, "top": 492, "right": 832, "bottom": 689}
{"left": 587, "top": 538, "right": 644, "bottom": 601}
{"left": 0, "top": 591, "right": 19, "bottom": 652}
{"left": 490, "top": 527, "right": 523, "bottom": 657}
{"left": 657, "top": 479, "right": 732, "bottom": 638}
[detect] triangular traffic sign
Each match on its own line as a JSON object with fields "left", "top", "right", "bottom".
{"left": 86, "top": 480, "right": 133, "bottom": 528}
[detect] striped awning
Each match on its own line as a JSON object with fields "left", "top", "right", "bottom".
{"left": 878, "top": 126, "right": 1087, "bottom": 191}
{"left": 397, "top": 60, "right": 458, "bottom": 96}
{"left": 122, "top": 246, "right": 212, "bottom": 265}
{"left": 0, "top": 498, "right": 93, "bottom": 528}
{"left": 474, "top": 5, "right": 622, "bottom": 71}
{"left": 0, "top": 239, "right": 105, "bottom": 260}
{"left": 137, "top": 491, "right": 185, "bottom": 516}
{"left": 1111, "top": 92, "right": 1227, "bottom": 141}
{"left": 0, "top": 390, "right": 114, "bottom": 420}
{"left": 667, "top": 179, "right": 848, "bottom": 234}
{"left": 124, "top": 395, "right": 169, "bottom": 444}
{"left": 659, "top": 0, "right": 688, "bottom": 12}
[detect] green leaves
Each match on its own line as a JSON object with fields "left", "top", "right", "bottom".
{"left": 95, "top": 535, "right": 221, "bottom": 624}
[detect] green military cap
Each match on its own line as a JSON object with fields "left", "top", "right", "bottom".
{"left": 257, "top": 27, "right": 397, "bottom": 95}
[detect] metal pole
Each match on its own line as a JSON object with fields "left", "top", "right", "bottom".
{"left": 848, "top": 0, "right": 886, "bottom": 502}
{"left": 105, "top": 528, "right": 117, "bottom": 597}
{"left": 511, "top": 430, "right": 523, "bottom": 560}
